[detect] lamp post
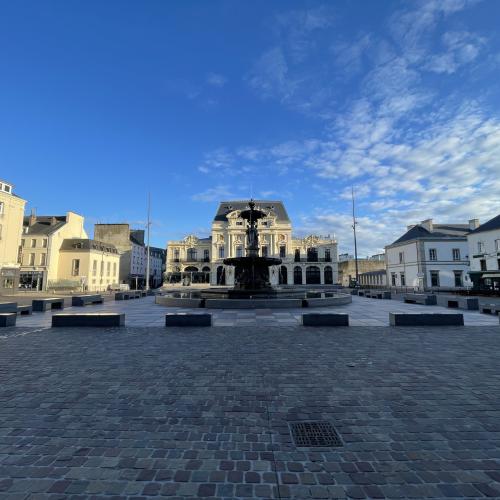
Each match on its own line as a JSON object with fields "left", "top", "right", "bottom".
{"left": 351, "top": 187, "right": 359, "bottom": 287}
{"left": 145, "top": 193, "right": 151, "bottom": 291}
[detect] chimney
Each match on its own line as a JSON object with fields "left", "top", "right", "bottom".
{"left": 420, "top": 219, "right": 433, "bottom": 232}
{"left": 51, "top": 216, "right": 57, "bottom": 226}
{"left": 469, "top": 218, "right": 480, "bottom": 230}
{"left": 29, "top": 208, "right": 36, "bottom": 226}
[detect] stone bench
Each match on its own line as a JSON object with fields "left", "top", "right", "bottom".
{"left": 17, "top": 304, "right": 32, "bottom": 316}
{"left": 403, "top": 294, "right": 437, "bottom": 305}
{"left": 302, "top": 313, "right": 349, "bottom": 326}
{"left": 52, "top": 313, "right": 125, "bottom": 327}
{"left": 32, "top": 298, "right": 65, "bottom": 312}
{"left": 479, "top": 303, "right": 500, "bottom": 315}
{"left": 165, "top": 313, "right": 212, "bottom": 327}
{"left": 436, "top": 295, "right": 479, "bottom": 310}
{"left": 389, "top": 312, "right": 464, "bottom": 326}
{"left": 115, "top": 291, "right": 142, "bottom": 300}
{"left": 365, "top": 291, "right": 391, "bottom": 299}
{"left": 0, "top": 302, "right": 18, "bottom": 313}
{"left": 72, "top": 294, "right": 104, "bottom": 306}
{"left": 0, "top": 313, "right": 16, "bottom": 327}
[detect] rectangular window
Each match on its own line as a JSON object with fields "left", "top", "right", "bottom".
{"left": 478, "top": 241, "right": 485, "bottom": 253}
{"left": 480, "top": 259, "right": 487, "bottom": 271}
{"left": 100, "top": 260, "right": 104, "bottom": 275}
{"left": 399, "top": 251, "right": 404, "bottom": 264}
{"left": 93, "top": 260, "right": 97, "bottom": 276}
{"left": 496, "top": 239, "right": 500, "bottom": 252}
{"left": 429, "top": 248, "right": 437, "bottom": 261}
{"left": 72, "top": 259, "right": 80, "bottom": 276}
{"left": 391, "top": 273, "right": 396, "bottom": 286}
{"left": 294, "top": 249, "right": 300, "bottom": 262}
{"left": 430, "top": 270, "right": 440, "bottom": 287}
{"left": 454, "top": 271, "right": 463, "bottom": 287}
{"left": 31, "top": 238, "right": 36, "bottom": 248}
{"left": 204, "top": 249, "right": 210, "bottom": 261}
{"left": 113, "top": 262, "right": 117, "bottom": 276}
{"left": 107, "top": 262, "right": 111, "bottom": 276}
{"left": 219, "top": 246, "right": 224, "bottom": 259}
{"left": 236, "top": 246, "right": 243, "bottom": 258}
{"left": 261, "top": 246, "right": 268, "bottom": 257}
{"left": 280, "top": 246, "right": 286, "bottom": 258}
{"left": 21, "top": 239, "right": 25, "bottom": 247}
{"left": 40, "top": 253, "right": 46, "bottom": 266}
{"left": 400, "top": 272, "right": 405, "bottom": 286}
{"left": 0, "top": 201, "right": 4, "bottom": 214}
{"left": 29, "top": 253, "right": 35, "bottom": 265}
{"left": 452, "top": 248, "right": 460, "bottom": 261}
{"left": 325, "top": 248, "right": 331, "bottom": 261}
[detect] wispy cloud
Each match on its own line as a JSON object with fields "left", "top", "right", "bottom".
{"left": 206, "top": 72, "right": 227, "bottom": 87}
{"left": 191, "top": 185, "right": 235, "bottom": 202}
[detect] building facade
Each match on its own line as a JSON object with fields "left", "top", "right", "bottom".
{"left": 467, "top": 215, "right": 500, "bottom": 291}
{"left": 359, "top": 270, "right": 387, "bottom": 288}
{"left": 165, "top": 200, "right": 338, "bottom": 286}
{"left": 338, "top": 254, "right": 386, "bottom": 287}
{"left": 19, "top": 211, "right": 87, "bottom": 290}
{"left": 0, "top": 180, "right": 27, "bottom": 293}
{"left": 57, "top": 239, "right": 120, "bottom": 291}
{"left": 385, "top": 219, "right": 473, "bottom": 290}
{"left": 148, "top": 246, "right": 166, "bottom": 289}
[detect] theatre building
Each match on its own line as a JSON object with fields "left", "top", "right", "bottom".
{"left": 165, "top": 200, "right": 338, "bottom": 286}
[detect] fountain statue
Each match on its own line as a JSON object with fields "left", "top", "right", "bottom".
{"left": 223, "top": 200, "right": 282, "bottom": 297}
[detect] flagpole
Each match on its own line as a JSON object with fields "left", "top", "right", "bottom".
{"left": 352, "top": 186, "right": 359, "bottom": 287}
{"left": 145, "top": 193, "right": 151, "bottom": 291}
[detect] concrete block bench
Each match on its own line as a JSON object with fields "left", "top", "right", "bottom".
{"left": 0, "top": 313, "right": 17, "bottom": 327}
{"left": 72, "top": 294, "right": 104, "bottom": 306}
{"left": 0, "top": 302, "right": 18, "bottom": 313}
{"left": 403, "top": 294, "right": 437, "bottom": 306}
{"left": 302, "top": 313, "right": 349, "bottom": 326}
{"left": 165, "top": 313, "right": 212, "bottom": 327}
{"left": 17, "top": 304, "right": 32, "bottom": 316}
{"left": 479, "top": 303, "right": 500, "bottom": 315}
{"left": 52, "top": 313, "right": 125, "bottom": 327}
{"left": 32, "top": 298, "right": 65, "bottom": 312}
{"left": 436, "top": 295, "right": 479, "bottom": 310}
{"left": 389, "top": 312, "right": 464, "bottom": 326}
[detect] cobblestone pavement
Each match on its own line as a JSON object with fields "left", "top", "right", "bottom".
{"left": 12, "top": 295, "right": 500, "bottom": 328}
{"left": 1, "top": 325, "right": 500, "bottom": 498}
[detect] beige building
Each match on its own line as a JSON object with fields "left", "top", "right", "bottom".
{"left": 166, "top": 200, "right": 338, "bottom": 286}
{"left": 19, "top": 211, "right": 87, "bottom": 290}
{"left": 57, "top": 238, "right": 120, "bottom": 291}
{"left": 338, "top": 254, "right": 386, "bottom": 287}
{"left": 0, "top": 180, "right": 27, "bottom": 293}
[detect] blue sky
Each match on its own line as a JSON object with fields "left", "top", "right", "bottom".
{"left": 2, "top": 0, "right": 500, "bottom": 254}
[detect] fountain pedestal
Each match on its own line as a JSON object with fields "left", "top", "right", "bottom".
{"left": 222, "top": 200, "right": 282, "bottom": 298}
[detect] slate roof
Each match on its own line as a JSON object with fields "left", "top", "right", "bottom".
{"left": 389, "top": 223, "right": 469, "bottom": 246}
{"left": 22, "top": 215, "right": 68, "bottom": 235}
{"left": 214, "top": 201, "right": 290, "bottom": 223}
{"left": 60, "top": 238, "right": 118, "bottom": 254}
{"left": 468, "top": 214, "right": 500, "bottom": 234}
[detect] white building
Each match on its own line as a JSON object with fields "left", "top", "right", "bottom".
{"left": 467, "top": 215, "right": 500, "bottom": 291}
{"left": 148, "top": 246, "right": 166, "bottom": 289}
{"left": 385, "top": 219, "right": 473, "bottom": 290}
{"left": 165, "top": 200, "right": 338, "bottom": 286}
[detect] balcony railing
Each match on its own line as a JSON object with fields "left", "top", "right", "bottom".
{"left": 293, "top": 257, "right": 332, "bottom": 263}
{"left": 170, "top": 258, "right": 210, "bottom": 263}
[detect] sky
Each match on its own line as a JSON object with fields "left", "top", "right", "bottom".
{"left": 1, "top": 0, "right": 500, "bottom": 255}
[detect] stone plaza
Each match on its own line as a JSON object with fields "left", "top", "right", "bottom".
{"left": 1, "top": 296, "right": 500, "bottom": 498}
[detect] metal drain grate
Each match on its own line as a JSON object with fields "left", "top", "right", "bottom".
{"left": 289, "top": 421, "right": 343, "bottom": 447}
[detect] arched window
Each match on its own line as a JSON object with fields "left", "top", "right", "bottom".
{"left": 293, "top": 266, "right": 303, "bottom": 285}
{"left": 187, "top": 248, "right": 197, "bottom": 261}
{"left": 279, "top": 266, "right": 288, "bottom": 285}
{"left": 324, "top": 266, "right": 333, "bottom": 285}
{"left": 306, "top": 265, "right": 321, "bottom": 284}
{"left": 216, "top": 266, "right": 226, "bottom": 285}
{"left": 184, "top": 266, "right": 198, "bottom": 272}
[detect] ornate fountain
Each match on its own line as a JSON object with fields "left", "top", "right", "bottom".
{"left": 222, "top": 200, "right": 282, "bottom": 298}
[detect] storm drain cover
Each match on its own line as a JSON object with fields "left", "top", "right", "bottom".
{"left": 289, "top": 421, "right": 343, "bottom": 447}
